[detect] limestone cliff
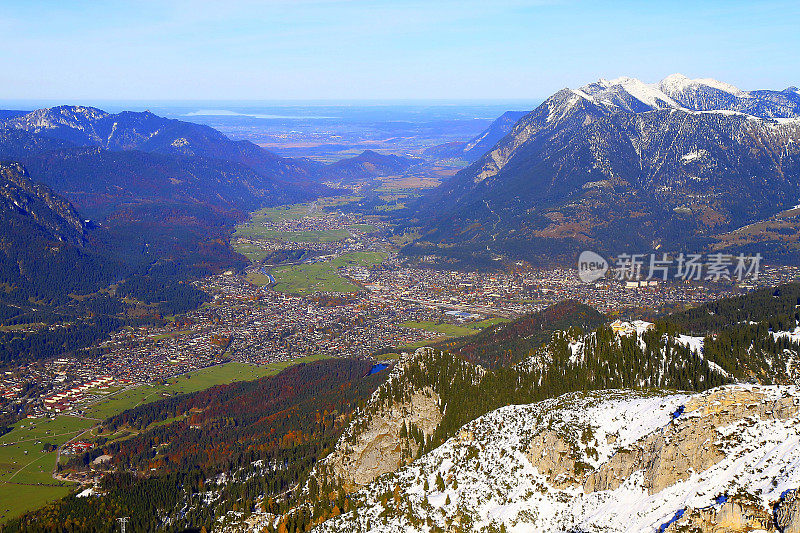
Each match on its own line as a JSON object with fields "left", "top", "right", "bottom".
{"left": 314, "top": 385, "right": 800, "bottom": 533}
{"left": 323, "top": 350, "right": 443, "bottom": 490}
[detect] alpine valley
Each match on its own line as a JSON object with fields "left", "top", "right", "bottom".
{"left": 3, "top": 74, "right": 800, "bottom": 533}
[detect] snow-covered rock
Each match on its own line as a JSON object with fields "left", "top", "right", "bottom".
{"left": 315, "top": 385, "right": 800, "bottom": 533}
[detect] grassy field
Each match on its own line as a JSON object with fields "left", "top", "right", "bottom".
{"left": 84, "top": 358, "right": 325, "bottom": 419}
{"left": 236, "top": 227, "right": 352, "bottom": 243}
{"left": 0, "top": 356, "right": 331, "bottom": 522}
{"left": 245, "top": 271, "right": 275, "bottom": 286}
{"left": 399, "top": 320, "right": 479, "bottom": 337}
{"left": 396, "top": 318, "right": 511, "bottom": 351}
{"left": 468, "top": 317, "right": 511, "bottom": 329}
{"left": 232, "top": 198, "right": 371, "bottom": 262}
{"left": 0, "top": 415, "right": 95, "bottom": 521}
{"left": 233, "top": 241, "right": 272, "bottom": 262}
{"left": 395, "top": 338, "right": 441, "bottom": 351}
{"left": 270, "top": 251, "right": 387, "bottom": 295}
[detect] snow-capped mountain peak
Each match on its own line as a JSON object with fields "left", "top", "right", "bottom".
{"left": 569, "top": 73, "right": 800, "bottom": 119}
{"left": 578, "top": 75, "right": 680, "bottom": 112}
{"left": 658, "top": 73, "right": 746, "bottom": 98}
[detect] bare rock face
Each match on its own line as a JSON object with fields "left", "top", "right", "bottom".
{"left": 664, "top": 497, "right": 774, "bottom": 532}
{"left": 777, "top": 490, "right": 800, "bottom": 533}
{"left": 584, "top": 388, "right": 800, "bottom": 494}
{"left": 526, "top": 429, "right": 589, "bottom": 489}
{"left": 584, "top": 414, "right": 724, "bottom": 494}
{"left": 327, "top": 387, "right": 442, "bottom": 490}
{"left": 665, "top": 487, "right": 800, "bottom": 533}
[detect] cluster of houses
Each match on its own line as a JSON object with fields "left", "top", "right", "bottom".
{"left": 42, "top": 375, "right": 116, "bottom": 413}
{"left": 62, "top": 440, "right": 94, "bottom": 456}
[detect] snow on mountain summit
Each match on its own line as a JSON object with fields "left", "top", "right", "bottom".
{"left": 572, "top": 74, "right": 800, "bottom": 118}
{"left": 658, "top": 72, "right": 746, "bottom": 98}
{"left": 576, "top": 75, "right": 678, "bottom": 112}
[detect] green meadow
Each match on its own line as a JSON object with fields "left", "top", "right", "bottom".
{"left": 269, "top": 251, "right": 387, "bottom": 295}
{"left": 0, "top": 355, "right": 331, "bottom": 522}
{"left": 0, "top": 415, "right": 95, "bottom": 521}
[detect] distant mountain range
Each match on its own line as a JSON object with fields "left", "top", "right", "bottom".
{"left": 0, "top": 107, "right": 418, "bottom": 214}
{"left": 0, "top": 105, "right": 344, "bottom": 330}
{"left": 320, "top": 149, "right": 418, "bottom": 184}
{"left": 1, "top": 105, "right": 327, "bottom": 200}
{"left": 409, "top": 74, "right": 800, "bottom": 265}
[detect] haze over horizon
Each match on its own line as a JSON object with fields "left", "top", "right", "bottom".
{"left": 1, "top": 0, "right": 798, "bottom": 102}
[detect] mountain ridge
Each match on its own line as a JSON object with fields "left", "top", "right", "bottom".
{"left": 321, "top": 149, "right": 417, "bottom": 183}
{"left": 408, "top": 74, "right": 800, "bottom": 265}
{"left": 2, "top": 105, "right": 326, "bottom": 185}
{"left": 423, "top": 110, "right": 528, "bottom": 163}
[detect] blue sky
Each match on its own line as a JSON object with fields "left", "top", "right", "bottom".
{"left": 0, "top": 0, "right": 798, "bottom": 101}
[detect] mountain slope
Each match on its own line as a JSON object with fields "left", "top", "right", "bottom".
{"left": 2, "top": 106, "right": 320, "bottom": 182}
{"left": 0, "top": 162, "right": 113, "bottom": 303}
{"left": 461, "top": 110, "right": 528, "bottom": 161}
{"left": 0, "top": 162, "right": 85, "bottom": 245}
{"left": 411, "top": 75, "right": 800, "bottom": 264}
{"left": 423, "top": 110, "right": 527, "bottom": 162}
{"left": 0, "top": 127, "right": 77, "bottom": 160}
{"left": 315, "top": 385, "right": 800, "bottom": 533}
{"left": 322, "top": 150, "right": 417, "bottom": 184}
{"left": 17, "top": 146, "right": 308, "bottom": 219}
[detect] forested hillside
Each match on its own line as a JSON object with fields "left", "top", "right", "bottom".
{"left": 436, "top": 299, "right": 605, "bottom": 367}
{"left": 666, "top": 282, "right": 800, "bottom": 333}
{"left": 266, "top": 286, "right": 800, "bottom": 531}
{"left": 6, "top": 359, "right": 386, "bottom": 533}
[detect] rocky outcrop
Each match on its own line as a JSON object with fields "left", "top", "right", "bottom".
{"left": 662, "top": 490, "right": 800, "bottom": 533}
{"left": 525, "top": 388, "right": 800, "bottom": 496}
{"left": 776, "top": 490, "right": 800, "bottom": 533}
{"left": 664, "top": 497, "right": 774, "bottom": 532}
{"left": 326, "top": 386, "right": 442, "bottom": 490}
{"left": 584, "top": 411, "right": 724, "bottom": 494}
{"left": 526, "top": 428, "right": 589, "bottom": 489}
{"left": 584, "top": 388, "right": 800, "bottom": 494}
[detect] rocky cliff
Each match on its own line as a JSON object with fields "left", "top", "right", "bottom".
{"left": 322, "top": 350, "right": 444, "bottom": 490}
{"left": 314, "top": 385, "right": 800, "bottom": 532}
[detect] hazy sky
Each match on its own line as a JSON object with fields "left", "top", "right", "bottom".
{"left": 1, "top": 0, "right": 798, "bottom": 101}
